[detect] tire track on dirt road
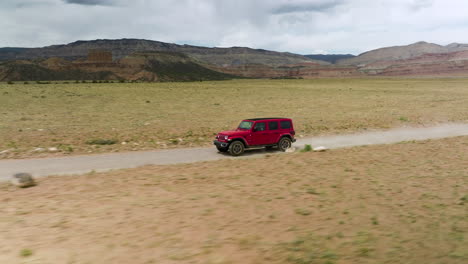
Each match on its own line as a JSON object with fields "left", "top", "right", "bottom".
{"left": 1, "top": 123, "right": 467, "bottom": 181}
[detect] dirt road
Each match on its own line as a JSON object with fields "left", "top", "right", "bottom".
{"left": 1, "top": 123, "right": 467, "bottom": 181}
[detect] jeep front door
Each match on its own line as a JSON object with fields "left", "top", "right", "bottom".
{"left": 251, "top": 122, "right": 268, "bottom": 145}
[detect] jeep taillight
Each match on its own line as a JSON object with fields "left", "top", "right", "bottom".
{"left": 291, "top": 130, "right": 295, "bottom": 136}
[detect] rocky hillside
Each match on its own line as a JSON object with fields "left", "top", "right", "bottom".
{"left": 0, "top": 39, "right": 326, "bottom": 67}
{"left": 338, "top": 41, "right": 468, "bottom": 65}
{"left": 304, "top": 54, "right": 355, "bottom": 64}
{"left": 0, "top": 51, "right": 235, "bottom": 82}
{"left": 357, "top": 50, "right": 468, "bottom": 77}
{"left": 209, "top": 63, "right": 361, "bottom": 78}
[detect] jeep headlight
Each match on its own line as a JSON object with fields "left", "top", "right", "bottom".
{"left": 224, "top": 135, "right": 229, "bottom": 140}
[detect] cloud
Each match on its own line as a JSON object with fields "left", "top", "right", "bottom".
{"left": 409, "top": 0, "right": 433, "bottom": 11}
{"left": 63, "top": 0, "right": 117, "bottom": 6}
{"left": 272, "top": 0, "right": 344, "bottom": 14}
{"left": 8, "top": 0, "right": 55, "bottom": 9}
{"left": 2, "top": 0, "right": 468, "bottom": 54}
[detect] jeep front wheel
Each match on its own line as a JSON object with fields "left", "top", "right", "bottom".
{"left": 278, "top": 137, "right": 292, "bottom": 152}
{"left": 228, "top": 141, "right": 244, "bottom": 156}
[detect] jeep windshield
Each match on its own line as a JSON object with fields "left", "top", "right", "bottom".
{"left": 237, "top": 121, "right": 253, "bottom": 130}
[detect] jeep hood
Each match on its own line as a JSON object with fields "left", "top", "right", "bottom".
{"left": 218, "top": 130, "right": 250, "bottom": 136}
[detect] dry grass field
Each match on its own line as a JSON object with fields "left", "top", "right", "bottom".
{"left": 1, "top": 78, "right": 468, "bottom": 158}
{"left": 0, "top": 136, "right": 467, "bottom": 264}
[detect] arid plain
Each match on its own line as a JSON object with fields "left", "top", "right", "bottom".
{"left": 1, "top": 78, "right": 468, "bottom": 159}
{"left": 0, "top": 136, "right": 467, "bottom": 263}
{"left": 0, "top": 78, "right": 467, "bottom": 263}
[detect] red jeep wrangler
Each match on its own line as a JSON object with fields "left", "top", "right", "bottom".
{"left": 214, "top": 118, "right": 296, "bottom": 156}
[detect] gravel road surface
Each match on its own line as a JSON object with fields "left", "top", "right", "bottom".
{"left": 1, "top": 123, "right": 467, "bottom": 181}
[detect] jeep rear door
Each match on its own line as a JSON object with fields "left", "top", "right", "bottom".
{"left": 267, "top": 120, "right": 280, "bottom": 144}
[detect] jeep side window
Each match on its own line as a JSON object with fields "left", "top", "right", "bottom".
{"left": 280, "top": 120, "right": 291, "bottom": 129}
{"left": 268, "top": 121, "right": 278, "bottom": 130}
{"left": 253, "top": 122, "right": 266, "bottom": 131}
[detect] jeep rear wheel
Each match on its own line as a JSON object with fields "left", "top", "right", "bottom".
{"left": 278, "top": 137, "right": 292, "bottom": 152}
{"left": 228, "top": 141, "right": 244, "bottom": 156}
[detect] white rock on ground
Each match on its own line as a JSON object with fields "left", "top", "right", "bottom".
{"left": 313, "top": 146, "right": 327, "bottom": 152}
{"left": 48, "top": 147, "right": 58, "bottom": 152}
{"left": 0, "top": 149, "right": 12, "bottom": 154}
{"left": 10, "top": 173, "right": 36, "bottom": 188}
{"left": 285, "top": 147, "right": 296, "bottom": 153}
{"left": 33, "top": 147, "right": 45, "bottom": 152}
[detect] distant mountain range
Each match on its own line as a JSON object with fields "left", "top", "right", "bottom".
{"left": 0, "top": 39, "right": 325, "bottom": 66}
{"left": 2, "top": 39, "right": 468, "bottom": 81}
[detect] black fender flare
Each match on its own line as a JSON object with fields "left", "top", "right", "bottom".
{"left": 229, "top": 137, "right": 248, "bottom": 147}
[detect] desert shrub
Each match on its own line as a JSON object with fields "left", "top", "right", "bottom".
{"left": 86, "top": 139, "right": 118, "bottom": 145}
{"left": 20, "top": 249, "right": 33, "bottom": 257}
{"left": 301, "top": 144, "right": 312, "bottom": 152}
{"left": 294, "top": 208, "right": 311, "bottom": 216}
{"left": 7, "top": 81, "right": 14, "bottom": 84}
{"left": 58, "top": 144, "right": 74, "bottom": 152}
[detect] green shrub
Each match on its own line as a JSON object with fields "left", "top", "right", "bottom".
{"left": 301, "top": 144, "right": 312, "bottom": 152}
{"left": 7, "top": 81, "right": 14, "bottom": 84}
{"left": 20, "top": 249, "right": 33, "bottom": 257}
{"left": 306, "top": 188, "right": 319, "bottom": 195}
{"left": 295, "top": 208, "right": 311, "bottom": 216}
{"left": 86, "top": 139, "right": 118, "bottom": 145}
{"left": 58, "top": 144, "right": 74, "bottom": 152}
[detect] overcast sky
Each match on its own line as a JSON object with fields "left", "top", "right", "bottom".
{"left": 2, "top": 0, "right": 468, "bottom": 55}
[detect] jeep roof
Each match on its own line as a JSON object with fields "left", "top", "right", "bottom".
{"left": 245, "top": 117, "right": 288, "bottom": 121}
